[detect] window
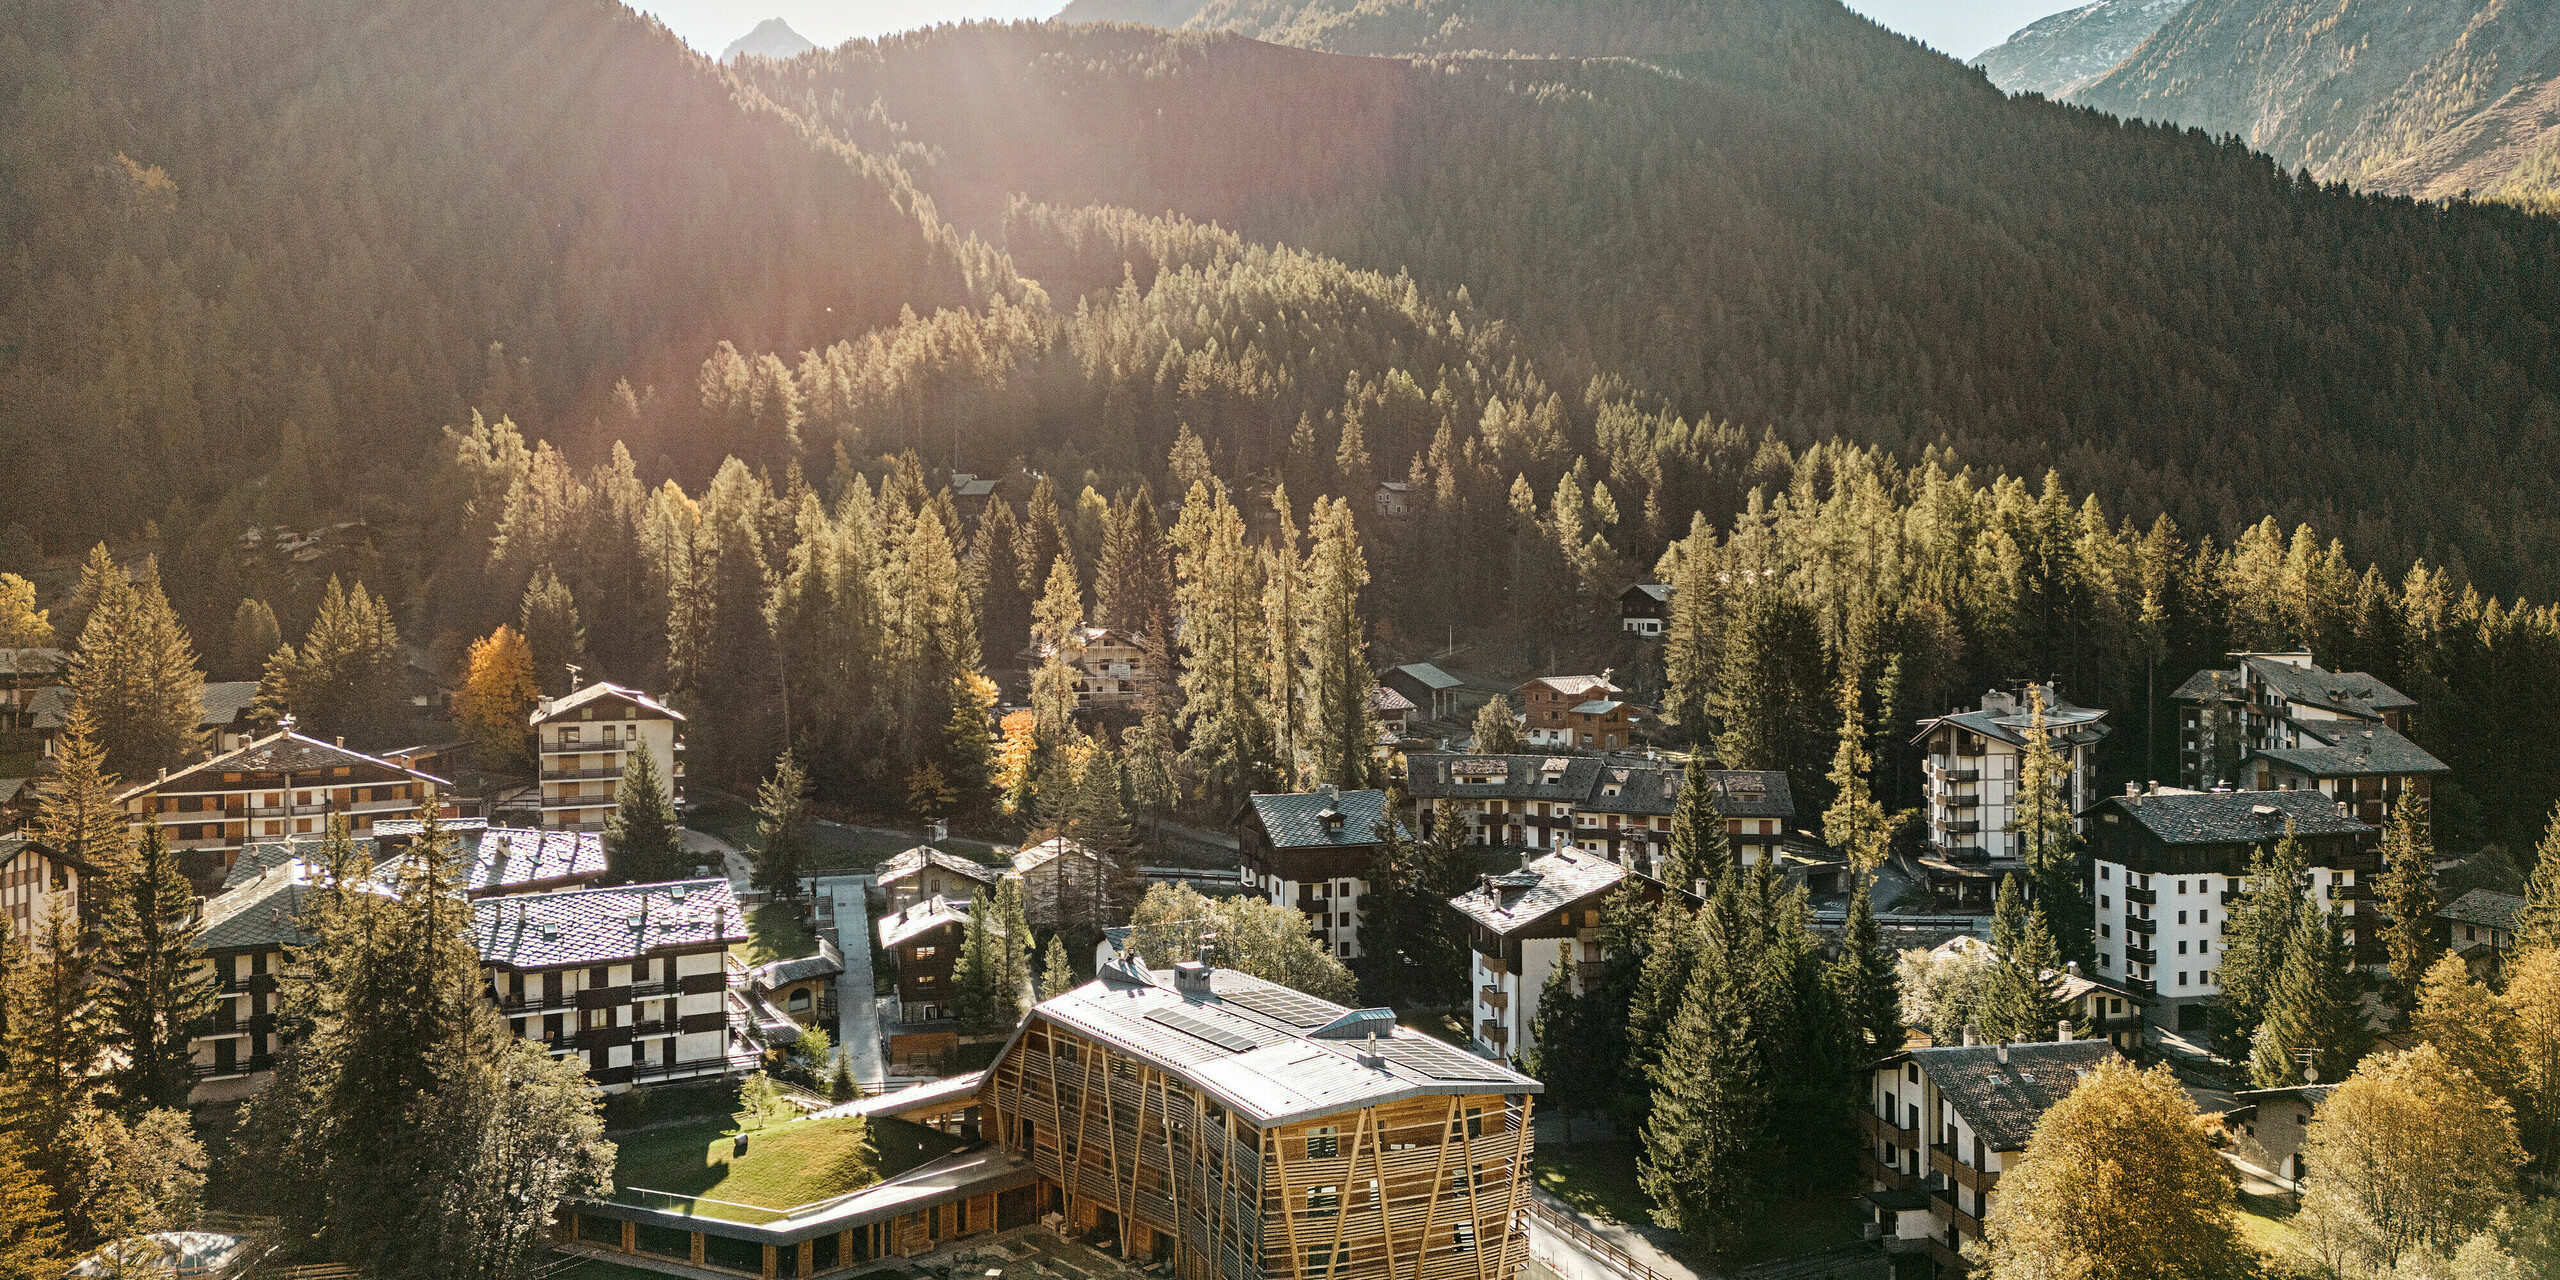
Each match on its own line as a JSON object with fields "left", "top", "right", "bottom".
{"left": 1307, "top": 1246, "right": 1343, "bottom": 1277}
{"left": 2177, "top": 880, "right": 2188, "bottom": 895}
{"left": 1453, "top": 1222, "right": 1476, "bottom": 1254}
{"left": 2100, "top": 924, "right": 2111, "bottom": 938}
{"left": 1308, "top": 1126, "right": 1339, "bottom": 1158}
{"left": 2099, "top": 954, "right": 2112, "bottom": 969}
{"left": 913, "top": 945, "right": 936, "bottom": 959}
{"left": 2100, "top": 865, "right": 2111, "bottom": 880}
{"left": 2178, "top": 941, "right": 2188, "bottom": 955}
{"left": 2177, "top": 911, "right": 2188, "bottom": 925}
{"left": 2178, "top": 972, "right": 2190, "bottom": 987}
{"left": 1307, "top": 1186, "right": 1340, "bottom": 1216}
{"left": 2100, "top": 895, "right": 2110, "bottom": 909}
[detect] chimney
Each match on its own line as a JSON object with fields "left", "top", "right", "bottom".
{"left": 1962, "top": 1024, "right": 1978, "bottom": 1047}
{"left": 1361, "top": 1031, "right": 1387, "bottom": 1069}
{"left": 2066, "top": 961, "right": 2081, "bottom": 979}
{"left": 2057, "top": 1021, "right": 2074, "bottom": 1043}
{"left": 1996, "top": 1041, "right": 2010, "bottom": 1066}
{"left": 2146, "top": 780, "right": 2159, "bottom": 795}
{"left": 336, "top": 735, "right": 345, "bottom": 748}
{"left": 1174, "top": 959, "right": 1214, "bottom": 997}
{"left": 2124, "top": 781, "right": 2138, "bottom": 797}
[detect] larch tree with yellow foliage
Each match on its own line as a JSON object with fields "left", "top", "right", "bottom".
{"left": 1977, "top": 1057, "right": 2251, "bottom": 1280}
{"left": 0, "top": 573, "right": 49, "bottom": 647}
{"left": 455, "top": 625, "right": 538, "bottom": 773}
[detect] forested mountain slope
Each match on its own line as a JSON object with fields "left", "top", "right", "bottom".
{"left": 1972, "top": 0, "right": 2187, "bottom": 97}
{"left": 741, "top": 15, "right": 2560, "bottom": 597}
{"left": 1055, "top": 0, "right": 1882, "bottom": 57}
{"left": 2074, "top": 0, "right": 2560, "bottom": 207}
{"left": 0, "top": 0, "right": 1000, "bottom": 554}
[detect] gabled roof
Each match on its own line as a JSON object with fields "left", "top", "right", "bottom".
{"left": 1012, "top": 837, "right": 1098, "bottom": 875}
{"left": 1008, "top": 962, "right": 1538, "bottom": 1127}
{"left": 24, "top": 686, "right": 67, "bottom": 729}
{"left": 1387, "top": 663, "right": 1463, "bottom": 691}
{"left": 1884, "top": 1039, "right": 2121, "bottom": 1151}
{"left": 2243, "top": 656, "right": 2415, "bottom": 719}
{"left": 1622, "top": 584, "right": 1671, "bottom": 603}
{"left": 2087, "top": 789, "right": 2374, "bottom": 844}
{"left": 2439, "top": 889, "right": 2527, "bottom": 933}
{"left": 198, "top": 857, "right": 395, "bottom": 952}
{"left": 1521, "top": 675, "right": 1619, "bottom": 700}
{"left": 0, "top": 833, "right": 99, "bottom": 877}
{"left": 752, "top": 943, "right": 845, "bottom": 989}
{"left": 1913, "top": 689, "right": 2110, "bottom": 749}
{"left": 1243, "top": 788, "right": 1398, "bottom": 849}
{"left": 1448, "top": 848, "right": 1638, "bottom": 935}
{"left": 1369, "top": 685, "right": 1417, "bottom": 714}
{"left": 199, "top": 682, "right": 261, "bottom": 727}
{"left": 0, "top": 648, "right": 66, "bottom": 676}
{"left": 1406, "top": 752, "right": 1795, "bottom": 820}
{"left": 2232, "top": 1083, "right": 2335, "bottom": 1110}
{"left": 879, "top": 895, "right": 990, "bottom": 950}
{"left": 1408, "top": 752, "right": 1603, "bottom": 803}
{"left": 117, "top": 729, "right": 452, "bottom": 802}
{"left": 2256, "top": 720, "right": 2448, "bottom": 778}
{"left": 528, "top": 681, "right": 683, "bottom": 725}
{"left": 876, "top": 846, "right": 1004, "bottom": 889}
{"left": 0, "top": 778, "right": 27, "bottom": 806}
{"left": 473, "top": 878, "right": 741, "bottom": 970}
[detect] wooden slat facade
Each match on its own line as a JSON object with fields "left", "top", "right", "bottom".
{"left": 985, "top": 1018, "right": 1535, "bottom": 1280}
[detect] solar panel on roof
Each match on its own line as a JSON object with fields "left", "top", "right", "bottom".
{"left": 1371, "top": 1034, "right": 1506, "bottom": 1081}
{"left": 1214, "top": 984, "right": 1339, "bottom": 1027}
{"left": 1144, "top": 1007, "right": 1266, "bottom": 1053}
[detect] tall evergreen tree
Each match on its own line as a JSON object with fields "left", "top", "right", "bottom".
{"left": 2010, "top": 685, "right": 2090, "bottom": 963}
{"left": 601, "top": 749, "right": 686, "bottom": 883}
{"left": 517, "top": 567, "right": 587, "bottom": 697}
{"left": 1303, "top": 496, "right": 1376, "bottom": 790}
{"left": 1711, "top": 585, "right": 1824, "bottom": 797}
{"left": 1832, "top": 877, "right": 1903, "bottom": 1052}
{"left": 66, "top": 549, "right": 205, "bottom": 777}
{"left": 1355, "top": 819, "right": 1427, "bottom": 1008}
{"left": 27, "top": 704, "right": 128, "bottom": 873}
{"left": 1638, "top": 899, "right": 1764, "bottom": 1253}
{"left": 96, "top": 825, "right": 217, "bottom": 1113}
{"left": 257, "top": 576, "right": 405, "bottom": 748}
{"left": 2250, "top": 910, "right": 2369, "bottom": 1088}
{"left": 1658, "top": 514, "right": 1723, "bottom": 743}
{"left": 1073, "top": 745, "right": 1144, "bottom": 922}
{"left": 1979, "top": 876, "right": 2071, "bottom": 1043}
{"left": 993, "top": 877, "right": 1034, "bottom": 1016}
{"left": 0, "top": 895, "right": 101, "bottom": 1220}
{"left": 1410, "top": 796, "right": 1477, "bottom": 1006}
{"left": 2528, "top": 804, "right": 2560, "bottom": 950}
{"left": 1662, "top": 753, "right": 1729, "bottom": 891}
{"left": 226, "top": 597, "right": 282, "bottom": 681}
{"left": 1041, "top": 933, "right": 1075, "bottom": 997}
{"left": 1620, "top": 889, "right": 1703, "bottom": 1135}
{"left": 943, "top": 672, "right": 1000, "bottom": 815}
{"left": 1822, "top": 678, "right": 1891, "bottom": 873}
{"left": 952, "top": 904, "right": 1000, "bottom": 1035}
{"left": 1262, "top": 490, "right": 1308, "bottom": 787}
{"left": 968, "top": 497, "right": 1029, "bottom": 664}
{"left": 1095, "top": 485, "right": 1176, "bottom": 653}
{"left": 2378, "top": 790, "right": 2441, "bottom": 1003}
{"left": 753, "top": 753, "right": 813, "bottom": 898}
{"left": 2216, "top": 825, "right": 2315, "bottom": 1060}
{"left": 1472, "top": 694, "right": 1523, "bottom": 755}
{"left": 1527, "top": 953, "right": 1611, "bottom": 1142}
{"left": 1171, "top": 480, "right": 1275, "bottom": 811}
{"left": 0, "top": 1122, "right": 64, "bottom": 1280}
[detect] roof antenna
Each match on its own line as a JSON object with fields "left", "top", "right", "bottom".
{"left": 565, "top": 663, "right": 583, "bottom": 690}
{"left": 278, "top": 711, "right": 296, "bottom": 735}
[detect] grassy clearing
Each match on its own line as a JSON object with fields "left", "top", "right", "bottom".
{"left": 732, "top": 901, "right": 817, "bottom": 967}
{"left": 1716, "top": 1192, "right": 1864, "bottom": 1268}
{"left": 1533, "top": 1140, "right": 1651, "bottom": 1226}
{"left": 609, "top": 1115, "right": 963, "bottom": 1222}
{"left": 2234, "top": 1188, "right": 2307, "bottom": 1270}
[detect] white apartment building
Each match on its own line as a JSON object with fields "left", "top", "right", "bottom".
{"left": 1910, "top": 686, "right": 2108, "bottom": 912}
{"left": 529, "top": 681, "right": 684, "bottom": 833}
{"left": 2082, "top": 785, "right": 2379, "bottom": 1035}
{"left": 476, "top": 877, "right": 747, "bottom": 1090}
{"left": 1446, "top": 848, "right": 1686, "bottom": 1063}
{"left": 1236, "top": 787, "right": 1398, "bottom": 961}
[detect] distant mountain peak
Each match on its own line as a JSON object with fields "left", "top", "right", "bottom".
{"left": 1973, "top": 0, "right": 2189, "bottom": 99}
{"left": 721, "top": 17, "right": 817, "bottom": 64}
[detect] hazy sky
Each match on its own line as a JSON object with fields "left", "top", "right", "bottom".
{"left": 637, "top": 0, "right": 2073, "bottom": 62}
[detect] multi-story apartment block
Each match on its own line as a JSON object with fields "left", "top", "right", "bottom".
{"left": 0, "top": 834, "right": 95, "bottom": 935}
{"left": 1449, "top": 848, "right": 1689, "bottom": 1062}
{"left": 559, "top": 961, "right": 1542, "bottom": 1280}
{"left": 876, "top": 846, "right": 1004, "bottom": 912}
{"left": 1515, "top": 675, "right": 1644, "bottom": 749}
{"left": 2171, "top": 652, "right": 2434, "bottom": 815}
{"left": 1863, "top": 1038, "right": 2122, "bottom": 1271}
{"left": 1024, "top": 626, "right": 1161, "bottom": 711}
{"left": 477, "top": 877, "right": 746, "bottom": 1090}
{"left": 2082, "top": 786, "right": 2377, "bottom": 1032}
{"left": 529, "top": 681, "right": 684, "bottom": 833}
{"left": 1237, "top": 787, "right": 1397, "bottom": 961}
{"left": 1404, "top": 752, "right": 1795, "bottom": 875}
{"left": 377, "top": 817, "right": 609, "bottom": 897}
{"left": 1911, "top": 686, "right": 2109, "bottom": 912}
{"left": 115, "top": 729, "right": 453, "bottom": 884}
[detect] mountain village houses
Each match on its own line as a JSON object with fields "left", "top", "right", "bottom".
{"left": 1911, "top": 685, "right": 2109, "bottom": 911}
{"left": 2171, "top": 651, "right": 2443, "bottom": 819}
{"left": 1449, "top": 848, "right": 1691, "bottom": 1060}
{"left": 530, "top": 681, "right": 686, "bottom": 833}
{"left": 114, "top": 728, "right": 457, "bottom": 885}
{"left": 1023, "top": 626, "right": 1162, "bottom": 711}
{"left": 1237, "top": 786, "right": 1398, "bottom": 961}
{"left": 1403, "top": 751, "right": 1797, "bottom": 876}
{"left": 1863, "top": 1038, "right": 2122, "bottom": 1271}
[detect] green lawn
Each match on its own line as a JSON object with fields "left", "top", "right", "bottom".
{"left": 1717, "top": 1192, "right": 1865, "bottom": 1268}
{"left": 732, "top": 901, "right": 818, "bottom": 967}
{"left": 611, "top": 1115, "right": 964, "bottom": 1222}
{"left": 1534, "top": 1141, "right": 1651, "bottom": 1226}
{"left": 2234, "top": 1189, "right": 2307, "bottom": 1269}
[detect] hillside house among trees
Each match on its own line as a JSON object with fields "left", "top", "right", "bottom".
{"left": 529, "top": 681, "right": 685, "bottom": 833}
{"left": 2081, "top": 786, "right": 2378, "bottom": 1030}
{"left": 1237, "top": 786, "right": 1398, "bottom": 961}
{"left": 1368, "top": 684, "right": 1416, "bottom": 741}
{"left": 1514, "top": 675, "right": 1643, "bottom": 749}
{"left": 1012, "top": 837, "right": 1106, "bottom": 936}
{"left": 0, "top": 646, "right": 64, "bottom": 727}
{"left": 1381, "top": 663, "right": 1464, "bottom": 723}
{"left": 1911, "top": 686, "right": 2109, "bottom": 902}
{"left": 1863, "top": 1038, "right": 2123, "bottom": 1271}
{"left": 1023, "top": 625, "right": 1161, "bottom": 710}
{"left": 1404, "top": 752, "right": 1794, "bottom": 872}
{"left": 476, "top": 877, "right": 748, "bottom": 1090}
{"left": 0, "top": 832, "right": 93, "bottom": 934}
{"left": 2439, "top": 888, "right": 2526, "bottom": 974}
{"left": 29, "top": 678, "right": 263, "bottom": 756}
{"left": 115, "top": 728, "right": 454, "bottom": 884}
{"left": 877, "top": 845, "right": 1005, "bottom": 912}
{"left": 1448, "top": 847, "right": 1688, "bottom": 1061}
{"left": 879, "top": 896, "right": 988, "bottom": 1062}
{"left": 1618, "top": 584, "right": 1670, "bottom": 636}
{"left": 2171, "top": 652, "right": 2430, "bottom": 809}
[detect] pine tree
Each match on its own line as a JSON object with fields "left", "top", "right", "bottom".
{"left": 518, "top": 567, "right": 587, "bottom": 697}
{"left": 1710, "top": 585, "right": 1823, "bottom": 794}
{"left": 1620, "top": 890, "right": 1703, "bottom": 1135}
{"left": 2524, "top": 805, "right": 2560, "bottom": 949}
{"left": 96, "top": 824, "right": 218, "bottom": 1113}
{"left": 257, "top": 576, "right": 406, "bottom": 748}
{"left": 1355, "top": 819, "right": 1427, "bottom": 1008}
{"left": 0, "top": 1123, "right": 64, "bottom": 1280}
{"left": 1821, "top": 678, "right": 1891, "bottom": 873}
{"left": 1262, "top": 490, "right": 1308, "bottom": 787}
{"left": 952, "top": 904, "right": 999, "bottom": 1035}
{"left": 2217, "top": 826, "right": 2314, "bottom": 1060}
{"left": 1637, "top": 907, "right": 1764, "bottom": 1252}
{"left": 2010, "top": 685, "right": 2090, "bottom": 963}
{"left": 994, "top": 877, "right": 1034, "bottom": 1016}
{"left": 2378, "top": 790, "right": 2441, "bottom": 1003}
{"left": 456, "top": 625, "right": 538, "bottom": 773}
{"left": 1980, "top": 876, "right": 2070, "bottom": 1043}
{"left": 1409, "top": 797, "right": 1477, "bottom": 1006}
{"left": 27, "top": 703, "right": 128, "bottom": 872}
{"left": 1041, "top": 933, "right": 1075, "bottom": 996}
{"left": 66, "top": 549, "right": 205, "bottom": 777}
{"left": 226, "top": 598, "right": 282, "bottom": 680}
{"left": 2250, "top": 910, "right": 2369, "bottom": 1087}
{"left": 1472, "top": 694, "right": 1522, "bottom": 754}
{"left": 1304, "top": 496, "right": 1376, "bottom": 790}
{"left": 1121, "top": 708, "right": 1178, "bottom": 819}
{"left": 602, "top": 748, "right": 685, "bottom": 883}
{"left": 1662, "top": 754, "right": 1729, "bottom": 891}
{"left": 753, "top": 753, "right": 813, "bottom": 898}
{"left": 0, "top": 894, "right": 103, "bottom": 1213}
{"left": 1832, "top": 876, "right": 1902, "bottom": 1051}
{"left": 1527, "top": 953, "right": 1604, "bottom": 1140}
{"left": 941, "top": 672, "right": 999, "bottom": 815}
{"left": 1073, "top": 745, "right": 1144, "bottom": 921}
{"left": 1171, "top": 480, "right": 1276, "bottom": 813}
{"left": 1659, "top": 515, "right": 1722, "bottom": 743}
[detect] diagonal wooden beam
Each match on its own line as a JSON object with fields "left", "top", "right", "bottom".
{"left": 1492, "top": 1096, "right": 1536, "bottom": 1280}
{"left": 1412, "top": 1098, "right": 1459, "bottom": 1280}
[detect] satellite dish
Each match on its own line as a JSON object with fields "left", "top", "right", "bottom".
{"left": 2302, "top": 1064, "right": 2320, "bottom": 1083}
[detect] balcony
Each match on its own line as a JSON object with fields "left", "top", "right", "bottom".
{"left": 2124, "top": 886, "right": 2156, "bottom": 905}
{"left": 1931, "top": 1144, "right": 1998, "bottom": 1193}
{"left": 540, "top": 795, "right": 612, "bottom": 812}
{"left": 191, "top": 1054, "right": 274, "bottom": 1081}
{"left": 1930, "top": 1186, "right": 1985, "bottom": 1241}
{"left": 541, "top": 765, "right": 626, "bottom": 783}
{"left": 1859, "top": 1108, "right": 1920, "bottom": 1149}
{"left": 1478, "top": 1020, "right": 1508, "bottom": 1047}
{"left": 1929, "top": 765, "right": 1980, "bottom": 784}
{"left": 2128, "top": 977, "right": 2157, "bottom": 997}
{"left": 1480, "top": 987, "right": 1508, "bottom": 1011}
{"left": 2125, "top": 946, "right": 2157, "bottom": 967}
{"left": 1576, "top": 961, "right": 1606, "bottom": 984}
{"left": 2333, "top": 882, "right": 2375, "bottom": 902}
{"left": 1934, "top": 819, "right": 1981, "bottom": 835}
{"left": 1859, "top": 1150, "right": 1919, "bottom": 1192}
{"left": 2329, "top": 851, "right": 2382, "bottom": 874}
{"left": 2123, "top": 915, "right": 2157, "bottom": 936}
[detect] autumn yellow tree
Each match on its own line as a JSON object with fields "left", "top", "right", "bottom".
{"left": 1977, "top": 1057, "right": 2249, "bottom": 1280}
{"left": 455, "top": 625, "right": 538, "bottom": 772}
{"left": 0, "top": 573, "right": 49, "bottom": 647}
{"left": 2298, "top": 1045, "right": 2522, "bottom": 1274}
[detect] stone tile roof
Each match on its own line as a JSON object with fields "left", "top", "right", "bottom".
{"left": 199, "top": 682, "right": 261, "bottom": 727}
{"left": 879, "top": 895, "right": 991, "bottom": 950}
{"left": 1525, "top": 675, "right": 1620, "bottom": 700}
{"left": 1447, "top": 848, "right": 1634, "bottom": 935}
{"left": 1245, "top": 788, "right": 1398, "bottom": 849}
{"left": 1011, "top": 961, "right": 1538, "bottom": 1127}
{"left": 2439, "top": 889, "right": 2527, "bottom": 933}
{"left": 2257, "top": 720, "right": 2449, "bottom": 778}
{"left": 0, "top": 648, "right": 65, "bottom": 677}
{"left": 876, "top": 846, "right": 1003, "bottom": 888}
{"left": 1389, "top": 663, "right": 1463, "bottom": 690}
{"left": 472, "top": 878, "right": 741, "bottom": 970}
{"left": 1407, "top": 752, "right": 1795, "bottom": 820}
{"left": 751, "top": 940, "right": 845, "bottom": 989}
{"left": 2245, "top": 657, "right": 2415, "bottom": 718}
{"left": 24, "top": 686, "right": 67, "bottom": 729}
{"left": 528, "top": 681, "right": 683, "bottom": 725}
{"left": 1896, "top": 1039, "right": 2121, "bottom": 1151}
{"left": 120, "top": 730, "right": 452, "bottom": 802}
{"left": 1011, "top": 836, "right": 1097, "bottom": 874}
{"left": 1408, "top": 752, "right": 1601, "bottom": 803}
{"left": 1369, "top": 685, "right": 1416, "bottom": 713}
{"left": 2091, "top": 789, "right": 2374, "bottom": 844}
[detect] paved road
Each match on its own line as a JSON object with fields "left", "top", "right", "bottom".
{"left": 821, "top": 873, "right": 888, "bottom": 1086}
{"left": 680, "top": 828, "right": 751, "bottom": 889}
